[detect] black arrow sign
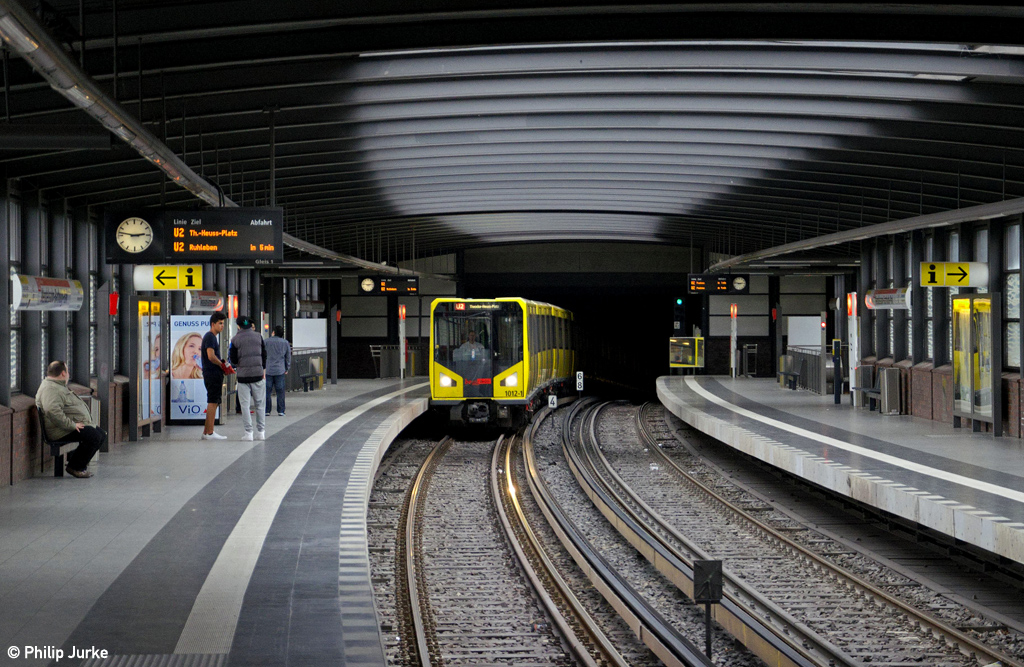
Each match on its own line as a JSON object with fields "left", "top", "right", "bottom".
{"left": 949, "top": 266, "right": 968, "bottom": 283}
{"left": 155, "top": 268, "right": 173, "bottom": 286}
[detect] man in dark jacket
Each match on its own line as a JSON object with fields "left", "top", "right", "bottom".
{"left": 35, "top": 360, "right": 106, "bottom": 478}
{"left": 229, "top": 315, "right": 267, "bottom": 441}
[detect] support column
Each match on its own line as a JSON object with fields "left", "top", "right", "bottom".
{"left": 50, "top": 202, "right": 69, "bottom": 371}
{"left": 911, "top": 231, "right": 926, "bottom": 364}
{"left": 0, "top": 181, "right": 11, "bottom": 406}
{"left": 74, "top": 209, "right": 93, "bottom": 385}
{"left": 892, "top": 235, "right": 907, "bottom": 361}
{"left": 873, "top": 239, "right": 889, "bottom": 359}
{"left": 23, "top": 196, "right": 42, "bottom": 396}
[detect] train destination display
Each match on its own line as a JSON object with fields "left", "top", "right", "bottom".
{"left": 105, "top": 207, "right": 283, "bottom": 264}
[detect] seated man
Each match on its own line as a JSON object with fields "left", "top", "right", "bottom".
{"left": 35, "top": 360, "right": 106, "bottom": 478}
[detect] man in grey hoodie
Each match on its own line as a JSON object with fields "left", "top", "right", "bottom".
{"left": 229, "top": 315, "right": 267, "bottom": 441}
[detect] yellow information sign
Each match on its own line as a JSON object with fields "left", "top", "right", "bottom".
{"left": 150, "top": 265, "right": 203, "bottom": 290}
{"left": 919, "top": 262, "right": 988, "bottom": 288}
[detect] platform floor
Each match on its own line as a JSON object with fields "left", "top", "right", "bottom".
{"left": 0, "top": 378, "right": 429, "bottom": 667}
{"left": 658, "top": 375, "right": 1024, "bottom": 566}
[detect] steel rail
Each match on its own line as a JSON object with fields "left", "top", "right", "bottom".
{"left": 636, "top": 402, "right": 1024, "bottom": 667}
{"left": 567, "top": 401, "right": 826, "bottom": 667}
{"left": 524, "top": 400, "right": 716, "bottom": 667}
{"left": 403, "top": 436, "right": 450, "bottom": 667}
{"left": 491, "top": 432, "right": 626, "bottom": 667}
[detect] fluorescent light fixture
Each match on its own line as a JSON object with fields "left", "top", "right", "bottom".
{"left": 0, "top": 15, "right": 38, "bottom": 53}
{"left": 63, "top": 85, "right": 96, "bottom": 109}
{"left": 973, "top": 45, "right": 1024, "bottom": 55}
{"left": 913, "top": 73, "right": 968, "bottom": 81}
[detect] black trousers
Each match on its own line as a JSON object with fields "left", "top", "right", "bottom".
{"left": 61, "top": 425, "right": 106, "bottom": 471}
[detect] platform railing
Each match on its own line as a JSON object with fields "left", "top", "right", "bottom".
{"left": 287, "top": 348, "right": 327, "bottom": 392}
{"left": 787, "top": 345, "right": 824, "bottom": 394}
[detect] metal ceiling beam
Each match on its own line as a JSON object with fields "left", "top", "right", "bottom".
{"left": 709, "top": 196, "right": 1024, "bottom": 272}
{"left": 0, "top": 1, "right": 450, "bottom": 277}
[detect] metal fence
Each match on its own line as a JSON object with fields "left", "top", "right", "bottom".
{"left": 784, "top": 345, "right": 847, "bottom": 395}
{"left": 370, "top": 344, "right": 428, "bottom": 378}
{"left": 287, "top": 348, "right": 326, "bottom": 391}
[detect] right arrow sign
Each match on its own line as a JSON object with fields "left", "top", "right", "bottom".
{"left": 919, "top": 262, "right": 988, "bottom": 288}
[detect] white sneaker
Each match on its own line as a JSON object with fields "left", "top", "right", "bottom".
{"left": 202, "top": 432, "right": 227, "bottom": 440}
{"left": 255, "top": 430, "right": 265, "bottom": 441}
{"left": 240, "top": 432, "right": 254, "bottom": 441}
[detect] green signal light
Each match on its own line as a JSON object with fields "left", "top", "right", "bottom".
{"left": 676, "top": 298, "right": 683, "bottom": 306}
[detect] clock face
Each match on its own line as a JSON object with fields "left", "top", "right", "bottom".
{"left": 732, "top": 276, "right": 747, "bottom": 291}
{"left": 360, "top": 278, "right": 376, "bottom": 293}
{"left": 116, "top": 217, "right": 154, "bottom": 253}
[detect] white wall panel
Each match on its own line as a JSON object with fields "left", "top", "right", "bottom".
{"left": 709, "top": 294, "right": 769, "bottom": 315}
{"left": 780, "top": 275, "right": 826, "bottom": 293}
{"left": 709, "top": 316, "right": 769, "bottom": 337}
{"left": 339, "top": 296, "right": 387, "bottom": 316}
{"left": 341, "top": 318, "right": 388, "bottom": 337}
{"left": 780, "top": 294, "right": 826, "bottom": 314}
{"left": 750, "top": 274, "right": 770, "bottom": 294}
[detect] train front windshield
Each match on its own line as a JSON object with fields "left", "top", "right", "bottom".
{"left": 434, "top": 302, "right": 524, "bottom": 397}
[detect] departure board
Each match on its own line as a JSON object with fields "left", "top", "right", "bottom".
{"left": 688, "top": 273, "right": 750, "bottom": 294}
{"left": 105, "top": 207, "right": 283, "bottom": 265}
{"left": 358, "top": 275, "right": 419, "bottom": 295}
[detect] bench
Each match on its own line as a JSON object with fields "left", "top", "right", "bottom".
{"left": 777, "top": 370, "right": 801, "bottom": 390}
{"left": 37, "top": 409, "right": 78, "bottom": 478}
{"left": 854, "top": 372, "right": 882, "bottom": 410}
{"left": 301, "top": 358, "right": 323, "bottom": 392}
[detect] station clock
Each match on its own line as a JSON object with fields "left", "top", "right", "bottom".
{"left": 115, "top": 216, "right": 154, "bottom": 253}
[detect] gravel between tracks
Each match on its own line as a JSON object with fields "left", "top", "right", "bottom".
{"left": 533, "top": 408, "right": 764, "bottom": 667}
{"left": 645, "top": 405, "right": 1024, "bottom": 662}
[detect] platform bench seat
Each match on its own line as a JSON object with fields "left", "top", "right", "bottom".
{"left": 856, "top": 375, "right": 883, "bottom": 411}
{"left": 301, "top": 372, "right": 322, "bottom": 391}
{"left": 300, "top": 358, "right": 323, "bottom": 392}
{"left": 37, "top": 409, "right": 77, "bottom": 478}
{"left": 777, "top": 370, "right": 801, "bottom": 390}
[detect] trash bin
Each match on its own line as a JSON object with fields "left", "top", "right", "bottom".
{"left": 879, "top": 367, "right": 901, "bottom": 415}
{"left": 742, "top": 344, "right": 757, "bottom": 377}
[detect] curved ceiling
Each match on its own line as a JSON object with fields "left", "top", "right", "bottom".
{"left": 2, "top": 2, "right": 1024, "bottom": 265}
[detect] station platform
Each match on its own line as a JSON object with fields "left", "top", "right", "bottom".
{"left": 0, "top": 378, "right": 429, "bottom": 667}
{"left": 657, "top": 375, "right": 1024, "bottom": 567}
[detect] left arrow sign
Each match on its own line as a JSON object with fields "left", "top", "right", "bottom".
{"left": 155, "top": 269, "right": 173, "bottom": 286}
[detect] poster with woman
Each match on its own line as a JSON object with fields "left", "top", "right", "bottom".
{"left": 149, "top": 303, "right": 163, "bottom": 420}
{"left": 169, "top": 315, "right": 215, "bottom": 424}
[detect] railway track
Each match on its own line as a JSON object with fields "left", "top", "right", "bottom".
{"left": 569, "top": 399, "right": 1024, "bottom": 667}
{"left": 400, "top": 435, "right": 579, "bottom": 667}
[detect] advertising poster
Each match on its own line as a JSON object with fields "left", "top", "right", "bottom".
{"left": 169, "top": 315, "right": 219, "bottom": 424}
{"left": 149, "top": 302, "right": 163, "bottom": 421}
{"left": 139, "top": 302, "right": 151, "bottom": 422}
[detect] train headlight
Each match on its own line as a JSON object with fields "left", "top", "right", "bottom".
{"left": 503, "top": 372, "right": 518, "bottom": 387}
{"left": 439, "top": 373, "right": 454, "bottom": 387}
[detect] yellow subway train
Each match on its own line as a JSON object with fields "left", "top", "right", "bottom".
{"left": 430, "top": 297, "right": 575, "bottom": 425}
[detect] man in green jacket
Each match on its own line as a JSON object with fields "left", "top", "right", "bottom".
{"left": 35, "top": 360, "right": 106, "bottom": 478}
